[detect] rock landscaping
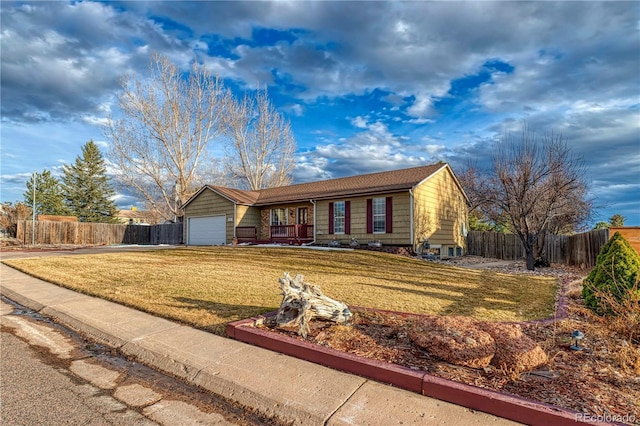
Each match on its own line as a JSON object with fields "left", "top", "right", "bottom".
{"left": 239, "top": 258, "right": 639, "bottom": 422}
{"left": 409, "top": 316, "right": 496, "bottom": 369}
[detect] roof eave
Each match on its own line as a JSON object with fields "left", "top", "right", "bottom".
{"left": 254, "top": 187, "right": 414, "bottom": 206}
{"left": 181, "top": 185, "right": 248, "bottom": 209}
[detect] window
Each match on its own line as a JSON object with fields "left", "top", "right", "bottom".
{"left": 297, "top": 207, "right": 308, "bottom": 224}
{"left": 333, "top": 201, "right": 345, "bottom": 234}
{"left": 329, "top": 201, "right": 350, "bottom": 234}
{"left": 366, "top": 197, "right": 392, "bottom": 234}
{"left": 425, "top": 244, "right": 441, "bottom": 259}
{"left": 270, "top": 208, "right": 287, "bottom": 226}
{"left": 373, "top": 197, "right": 385, "bottom": 233}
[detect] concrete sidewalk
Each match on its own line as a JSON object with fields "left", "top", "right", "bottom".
{"left": 0, "top": 261, "right": 519, "bottom": 425}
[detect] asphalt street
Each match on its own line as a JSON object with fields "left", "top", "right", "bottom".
{"left": 0, "top": 299, "right": 277, "bottom": 426}
{"left": 1, "top": 331, "right": 153, "bottom": 426}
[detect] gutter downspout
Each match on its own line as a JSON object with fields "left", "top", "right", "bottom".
{"left": 309, "top": 199, "right": 316, "bottom": 245}
{"left": 233, "top": 202, "right": 237, "bottom": 240}
{"left": 409, "top": 188, "right": 415, "bottom": 250}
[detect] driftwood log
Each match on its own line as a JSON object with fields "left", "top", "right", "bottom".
{"left": 276, "top": 272, "right": 352, "bottom": 338}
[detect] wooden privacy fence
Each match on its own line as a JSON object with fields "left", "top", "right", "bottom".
{"left": 466, "top": 229, "right": 609, "bottom": 267}
{"left": 17, "top": 221, "right": 183, "bottom": 246}
{"left": 609, "top": 227, "right": 640, "bottom": 255}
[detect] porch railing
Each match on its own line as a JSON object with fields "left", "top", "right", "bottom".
{"left": 270, "top": 224, "right": 314, "bottom": 241}
{"left": 236, "top": 226, "right": 257, "bottom": 241}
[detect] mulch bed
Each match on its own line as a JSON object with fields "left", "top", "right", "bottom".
{"left": 256, "top": 265, "right": 640, "bottom": 422}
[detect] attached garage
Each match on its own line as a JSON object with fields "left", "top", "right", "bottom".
{"left": 187, "top": 215, "right": 226, "bottom": 245}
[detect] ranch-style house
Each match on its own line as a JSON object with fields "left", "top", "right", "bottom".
{"left": 181, "top": 163, "right": 470, "bottom": 257}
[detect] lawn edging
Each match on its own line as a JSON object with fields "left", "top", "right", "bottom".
{"left": 227, "top": 311, "right": 609, "bottom": 426}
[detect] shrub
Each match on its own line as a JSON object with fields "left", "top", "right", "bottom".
{"left": 534, "top": 257, "right": 550, "bottom": 268}
{"left": 0, "top": 202, "right": 32, "bottom": 238}
{"left": 582, "top": 232, "right": 640, "bottom": 316}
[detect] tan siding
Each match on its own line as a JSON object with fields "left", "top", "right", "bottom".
{"left": 235, "top": 205, "right": 261, "bottom": 240}
{"left": 236, "top": 206, "right": 260, "bottom": 226}
{"left": 413, "top": 167, "right": 468, "bottom": 255}
{"left": 183, "top": 189, "right": 235, "bottom": 243}
{"left": 183, "top": 165, "right": 468, "bottom": 250}
{"left": 316, "top": 192, "right": 411, "bottom": 245}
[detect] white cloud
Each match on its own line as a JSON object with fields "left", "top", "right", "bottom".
{"left": 407, "top": 93, "right": 437, "bottom": 119}
{"left": 93, "top": 140, "right": 110, "bottom": 149}
{"left": 82, "top": 115, "right": 110, "bottom": 126}
{"left": 289, "top": 104, "right": 304, "bottom": 117}
{"left": 424, "top": 144, "right": 446, "bottom": 155}
{"left": 1, "top": 1, "right": 638, "bottom": 224}
{"left": 406, "top": 118, "right": 434, "bottom": 125}
{"left": 351, "top": 116, "right": 368, "bottom": 129}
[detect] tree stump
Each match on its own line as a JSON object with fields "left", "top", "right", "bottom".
{"left": 276, "top": 272, "right": 352, "bottom": 338}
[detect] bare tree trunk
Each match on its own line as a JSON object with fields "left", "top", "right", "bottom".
{"left": 534, "top": 232, "right": 546, "bottom": 260}
{"left": 523, "top": 234, "right": 536, "bottom": 271}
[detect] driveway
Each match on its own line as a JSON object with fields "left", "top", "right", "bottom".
{"left": 0, "top": 245, "right": 184, "bottom": 260}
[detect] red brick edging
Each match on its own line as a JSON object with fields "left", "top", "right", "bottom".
{"left": 226, "top": 310, "right": 615, "bottom": 426}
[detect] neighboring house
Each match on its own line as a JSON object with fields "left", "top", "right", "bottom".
{"left": 116, "top": 209, "right": 153, "bottom": 225}
{"left": 181, "top": 163, "right": 470, "bottom": 256}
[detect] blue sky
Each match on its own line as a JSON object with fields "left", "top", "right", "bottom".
{"left": 1, "top": 1, "right": 639, "bottom": 226}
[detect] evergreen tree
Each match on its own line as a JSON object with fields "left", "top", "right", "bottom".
{"left": 609, "top": 214, "right": 625, "bottom": 227}
{"left": 582, "top": 232, "right": 640, "bottom": 313}
{"left": 23, "top": 170, "right": 70, "bottom": 216}
{"left": 61, "top": 141, "right": 118, "bottom": 223}
{"left": 592, "top": 214, "right": 626, "bottom": 230}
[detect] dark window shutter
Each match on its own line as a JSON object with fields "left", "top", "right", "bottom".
{"left": 366, "top": 199, "right": 373, "bottom": 234}
{"left": 328, "top": 202, "right": 334, "bottom": 234}
{"left": 385, "top": 197, "right": 393, "bottom": 233}
{"left": 345, "top": 201, "right": 351, "bottom": 234}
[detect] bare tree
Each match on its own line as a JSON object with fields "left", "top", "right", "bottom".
{"left": 486, "top": 127, "right": 591, "bottom": 270}
{"left": 105, "top": 53, "right": 228, "bottom": 221}
{"left": 457, "top": 160, "right": 501, "bottom": 231}
{"left": 532, "top": 184, "right": 592, "bottom": 261}
{"left": 222, "top": 87, "right": 296, "bottom": 190}
{"left": 0, "top": 202, "right": 32, "bottom": 238}
{"left": 457, "top": 159, "right": 490, "bottom": 216}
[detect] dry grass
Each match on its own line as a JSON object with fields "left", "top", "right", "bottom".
{"left": 2, "top": 246, "right": 557, "bottom": 335}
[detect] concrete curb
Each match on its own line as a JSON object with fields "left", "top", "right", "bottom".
{"left": 227, "top": 311, "right": 612, "bottom": 426}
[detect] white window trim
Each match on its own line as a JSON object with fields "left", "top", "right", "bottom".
{"left": 297, "top": 207, "right": 308, "bottom": 225}
{"left": 426, "top": 244, "right": 442, "bottom": 259}
{"left": 334, "top": 201, "right": 345, "bottom": 234}
{"left": 270, "top": 208, "right": 288, "bottom": 226}
{"left": 372, "top": 197, "right": 386, "bottom": 234}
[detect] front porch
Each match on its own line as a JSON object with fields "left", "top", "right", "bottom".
{"left": 236, "top": 224, "right": 314, "bottom": 245}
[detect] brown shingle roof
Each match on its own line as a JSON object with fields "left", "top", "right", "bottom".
{"left": 117, "top": 210, "right": 152, "bottom": 220}
{"left": 197, "top": 163, "right": 449, "bottom": 206}
{"left": 208, "top": 186, "right": 260, "bottom": 205}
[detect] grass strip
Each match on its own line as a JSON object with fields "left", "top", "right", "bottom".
{"left": 2, "top": 246, "right": 557, "bottom": 335}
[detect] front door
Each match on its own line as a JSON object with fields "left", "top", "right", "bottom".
{"left": 297, "top": 207, "right": 308, "bottom": 224}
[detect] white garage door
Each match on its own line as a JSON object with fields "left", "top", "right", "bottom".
{"left": 188, "top": 216, "right": 226, "bottom": 245}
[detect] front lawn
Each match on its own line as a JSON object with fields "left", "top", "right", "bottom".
{"left": 2, "top": 246, "right": 557, "bottom": 335}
